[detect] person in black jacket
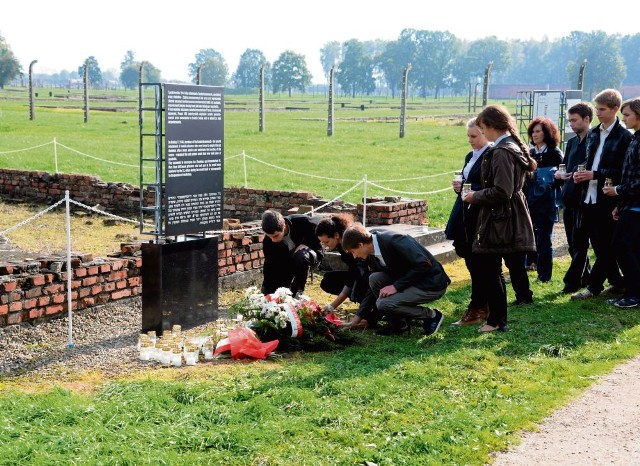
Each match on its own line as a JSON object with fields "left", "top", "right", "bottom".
{"left": 342, "top": 223, "right": 450, "bottom": 336}
{"left": 260, "top": 210, "right": 324, "bottom": 296}
{"left": 315, "top": 214, "right": 376, "bottom": 329}
{"left": 556, "top": 102, "right": 593, "bottom": 293}
{"left": 602, "top": 97, "right": 640, "bottom": 308}
{"left": 571, "top": 89, "right": 632, "bottom": 300}
{"left": 525, "top": 117, "right": 564, "bottom": 282}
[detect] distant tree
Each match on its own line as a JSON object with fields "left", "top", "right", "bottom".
{"left": 411, "top": 30, "right": 461, "bottom": 98}
{"left": 566, "top": 31, "right": 625, "bottom": 96}
{"left": 188, "top": 49, "right": 228, "bottom": 85}
{"left": 320, "top": 41, "right": 342, "bottom": 83}
{"left": 119, "top": 51, "right": 161, "bottom": 89}
{"left": 232, "top": 48, "right": 267, "bottom": 89}
{"left": 460, "top": 37, "right": 511, "bottom": 85}
{"left": 336, "top": 39, "right": 375, "bottom": 97}
{"left": 620, "top": 33, "right": 640, "bottom": 84}
{"left": 0, "top": 34, "right": 21, "bottom": 88}
{"left": 271, "top": 50, "right": 311, "bottom": 97}
{"left": 377, "top": 36, "right": 415, "bottom": 98}
{"left": 77, "top": 56, "right": 103, "bottom": 87}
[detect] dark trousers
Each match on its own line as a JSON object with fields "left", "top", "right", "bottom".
{"left": 477, "top": 253, "right": 507, "bottom": 328}
{"left": 530, "top": 211, "right": 556, "bottom": 281}
{"left": 613, "top": 210, "right": 640, "bottom": 299}
{"left": 320, "top": 270, "right": 369, "bottom": 303}
{"left": 464, "top": 252, "right": 488, "bottom": 308}
{"left": 573, "top": 203, "right": 623, "bottom": 294}
{"left": 503, "top": 252, "right": 533, "bottom": 302}
{"left": 562, "top": 206, "right": 591, "bottom": 290}
{"left": 261, "top": 244, "right": 319, "bottom": 296}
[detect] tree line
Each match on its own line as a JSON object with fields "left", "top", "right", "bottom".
{"left": 1, "top": 29, "right": 638, "bottom": 98}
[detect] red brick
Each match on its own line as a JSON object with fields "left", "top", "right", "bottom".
{"left": 7, "top": 312, "right": 22, "bottom": 324}
{"left": 82, "top": 297, "right": 95, "bottom": 307}
{"left": 104, "top": 282, "right": 116, "bottom": 292}
{"left": 111, "top": 260, "right": 124, "bottom": 271}
{"left": 23, "top": 298, "right": 37, "bottom": 309}
{"left": 127, "top": 277, "right": 141, "bottom": 287}
{"left": 74, "top": 267, "right": 87, "bottom": 278}
{"left": 79, "top": 287, "right": 91, "bottom": 298}
{"left": 100, "top": 263, "right": 111, "bottom": 273}
{"left": 111, "top": 289, "right": 132, "bottom": 300}
{"left": 0, "top": 304, "right": 8, "bottom": 315}
{"left": 25, "top": 287, "right": 42, "bottom": 299}
{"left": 87, "top": 266, "right": 99, "bottom": 275}
{"left": 1, "top": 281, "right": 17, "bottom": 292}
{"left": 91, "top": 285, "right": 102, "bottom": 295}
{"left": 43, "top": 284, "right": 64, "bottom": 295}
{"left": 9, "top": 302, "right": 22, "bottom": 312}
{"left": 37, "top": 296, "right": 51, "bottom": 306}
{"left": 0, "top": 265, "right": 14, "bottom": 275}
{"left": 82, "top": 276, "right": 98, "bottom": 286}
{"left": 28, "top": 308, "right": 43, "bottom": 319}
{"left": 116, "top": 280, "right": 127, "bottom": 290}
{"left": 52, "top": 294, "right": 66, "bottom": 304}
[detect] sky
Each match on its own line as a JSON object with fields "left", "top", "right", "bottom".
{"left": 2, "top": 1, "right": 638, "bottom": 84}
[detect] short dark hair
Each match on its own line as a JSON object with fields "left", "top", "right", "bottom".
{"left": 261, "top": 210, "right": 285, "bottom": 234}
{"left": 341, "top": 223, "right": 372, "bottom": 251}
{"left": 568, "top": 102, "right": 594, "bottom": 121}
{"left": 315, "top": 213, "right": 354, "bottom": 238}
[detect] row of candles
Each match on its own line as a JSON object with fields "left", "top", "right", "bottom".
{"left": 137, "top": 322, "right": 231, "bottom": 367}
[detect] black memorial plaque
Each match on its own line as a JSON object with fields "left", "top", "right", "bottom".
{"left": 164, "top": 84, "right": 224, "bottom": 236}
{"left": 141, "top": 237, "right": 219, "bottom": 334}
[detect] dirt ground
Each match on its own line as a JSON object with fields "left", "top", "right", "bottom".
{"left": 490, "top": 354, "right": 640, "bottom": 465}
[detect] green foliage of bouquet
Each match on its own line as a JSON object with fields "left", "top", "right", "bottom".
{"left": 229, "top": 287, "right": 356, "bottom": 352}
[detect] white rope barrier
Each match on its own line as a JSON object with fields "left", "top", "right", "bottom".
{"left": 306, "top": 179, "right": 365, "bottom": 214}
{"left": 0, "top": 140, "right": 54, "bottom": 155}
{"left": 55, "top": 141, "right": 140, "bottom": 168}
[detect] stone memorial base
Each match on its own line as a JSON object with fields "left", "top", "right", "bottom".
{"left": 141, "top": 237, "right": 218, "bottom": 334}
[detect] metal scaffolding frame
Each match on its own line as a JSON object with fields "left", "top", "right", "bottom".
{"left": 139, "top": 83, "right": 164, "bottom": 237}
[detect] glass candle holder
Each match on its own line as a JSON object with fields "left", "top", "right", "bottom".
{"left": 453, "top": 171, "right": 463, "bottom": 182}
{"left": 462, "top": 183, "right": 472, "bottom": 195}
{"left": 604, "top": 178, "right": 613, "bottom": 187}
{"left": 558, "top": 164, "right": 566, "bottom": 175}
{"left": 577, "top": 164, "right": 586, "bottom": 172}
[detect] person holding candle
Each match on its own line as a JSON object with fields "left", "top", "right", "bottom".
{"left": 602, "top": 97, "right": 640, "bottom": 308}
{"left": 462, "top": 105, "right": 537, "bottom": 332}
{"left": 571, "top": 89, "right": 632, "bottom": 301}
{"left": 556, "top": 102, "right": 593, "bottom": 293}
{"left": 445, "top": 118, "right": 491, "bottom": 325}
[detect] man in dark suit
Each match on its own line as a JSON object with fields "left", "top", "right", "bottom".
{"left": 261, "top": 210, "right": 324, "bottom": 296}
{"left": 571, "top": 89, "right": 632, "bottom": 300}
{"left": 557, "top": 102, "right": 593, "bottom": 293}
{"left": 342, "top": 223, "right": 450, "bottom": 336}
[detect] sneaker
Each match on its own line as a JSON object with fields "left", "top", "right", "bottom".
{"left": 607, "top": 297, "right": 621, "bottom": 305}
{"left": 422, "top": 310, "right": 444, "bottom": 336}
{"left": 614, "top": 297, "right": 640, "bottom": 308}
{"left": 603, "top": 285, "right": 625, "bottom": 296}
{"left": 571, "top": 289, "right": 595, "bottom": 300}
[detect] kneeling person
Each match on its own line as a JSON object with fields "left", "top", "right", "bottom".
{"left": 261, "top": 210, "right": 323, "bottom": 296}
{"left": 342, "top": 223, "right": 450, "bottom": 336}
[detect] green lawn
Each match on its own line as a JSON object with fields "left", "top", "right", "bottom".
{"left": 1, "top": 257, "right": 639, "bottom": 465}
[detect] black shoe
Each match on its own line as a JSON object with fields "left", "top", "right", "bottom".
{"left": 422, "top": 310, "right": 444, "bottom": 336}
{"left": 614, "top": 297, "right": 640, "bottom": 308}
{"left": 375, "top": 320, "right": 410, "bottom": 336}
{"left": 607, "top": 297, "right": 620, "bottom": 305}
{"left": 511, "top": 297, "right": 533, "bottom": 306}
